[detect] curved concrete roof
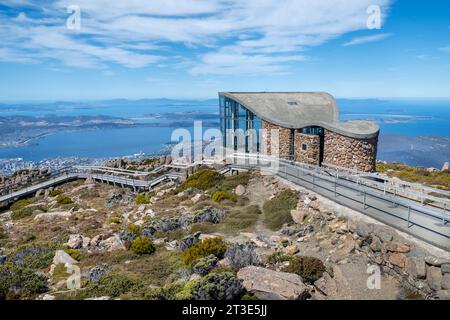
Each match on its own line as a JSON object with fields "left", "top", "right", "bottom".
{"left": 219, "top": 92, "right": 379, "bottom": 139}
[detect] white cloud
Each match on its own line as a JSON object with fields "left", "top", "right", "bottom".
{"left": 0, "top": 0, "right": 393, "bottom": 74}
{"left": 440, "top": 46, "right": 450, "bottom": 53}
{"left": 342, "top": 33, "right": 392, "bottom": 47}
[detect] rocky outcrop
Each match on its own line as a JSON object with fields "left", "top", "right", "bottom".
{"left": 237, "top": 266, "right": 310, "bottom": 300}
{"left": 225, "top": 242, "right": 260, "bottom": 269}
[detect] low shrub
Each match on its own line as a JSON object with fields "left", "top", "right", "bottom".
{"left": 56, "top": 194, "right": 73, "bottom": 205}
{"left": 267, "top": 252, "right": 293, "bottom": 265}
{"left": 135, "top": 193, "right": 150, "bottom": 205}
{"left": 262, "top": 190, "right": 298, "bottom": 231}
{"left": 0, "top": 263, "right": 48, "bottom": 299}
{"left": 11, "top": 207, "right": 34, "bottom": 220}
{"left": 219, "top": 172, "right": 252, "bottom": 191}
{"left": 108, "top": 217, "right": 122, "bottom": 224}
{"left": 127, "top": 224, "right": 142, "bottom": 237}
{"left": 64, "top": 248, "right": 81, "bottom": 261}
{"left": 85, "top": 272, "right": 142, "bottom": 298}
{"left": 211, "top": 190, "right": 237, "bottom": 203}
{"left": 49, "top": 189, "right": 63, "bottom": 197}
{"left": 0, "top": 227, "right": 7, "bottom": 240}
{"left": 130, "top": 237, "right": 156, "bottom": 255}
{"left": 10, "top": 199, "right": 32, "bottom": 211}
{"left": 8, "top": 243, "right": 56, "bottom": 270}
{"left": 183, "top": 169, "right": 223, "bottom": 190}
{"left": 181, "top": 237, "right": 228, "bottom": 266}
{"left": 282, "top": 256, "right": 325, "bottom": 284}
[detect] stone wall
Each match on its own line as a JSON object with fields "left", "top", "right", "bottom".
{"left": 294, "top": 132, "right": 321, "bottom": 165}
{"left": 323, "top": 129, "right": 378, "bottom": 172}
{"left": 262, "top": 121, "right": 292, "bottom": 160}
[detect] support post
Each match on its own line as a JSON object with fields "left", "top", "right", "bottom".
{"left": 363, "top": 191, "right": 367, "bottom": 210}
{"left": 407, "top": 206, "right": 411, "bottom": 228}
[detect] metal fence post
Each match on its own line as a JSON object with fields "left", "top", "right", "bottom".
{"left": 407, "top": 206, "right": 411, "bottom": 228}
{"left": 363, "top": 191, "right": 367, "bottom": 210}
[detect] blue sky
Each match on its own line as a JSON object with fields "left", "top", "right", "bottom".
{"left": 0, "top": 0, "right": 449, "bottom": 101}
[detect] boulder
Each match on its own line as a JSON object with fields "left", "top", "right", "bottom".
{"left": 99, "top": 235, "right": 125, "bottom": 252}
{"left": 384, "top": 242, "right": 410, "bottom": 253}
{"left": 237, "top": 266, "right": 310, "bottom": 300}
{"left": 53, "top": 250, "right": 78, "bottom": 266}
{"left": 405, "top": 257, "right": 426, "bottom": 279}
{"left": 442, "top": 274, "right": 450, "bottom": 290}
{"left": 89, "top": 265, "right": 107, "bottom": 283}
{"left": 34, "top": 211, "right": 72, "bottom": 221}
{"left": 427, "top": 266, "right": 443, "bottom": 291}
{"left": 355, "top": 222, "right": 372, "bottom": 238}
{"left": 441, "top": 264, "right": 450, "bottom": 274}
{"left": 425, "top": 256, "right": 450, "bottom": 267}
{"left": 178, "top": 232, "right": 201, "bottom": 251}
{"left": 190, "top": 193, "right": 202, "bottom": 204}
{"left": 437, "top": 290, "right": 450, "bottom": 300}
{"left": 67, "top": 234, "right": 84, "bottom": 249}
{"left": 373, "top": 225, "right": 394, "bottom": 242}
{"left": 314, "top": 272, "right": 337, "bottom": 296}
{"left": 42, "top": 294, "right": 55, "bottom": 300}
{"left": 283, "top": 244, "right": 299, "bottom": 255}
{"left": 369, "top": 236, "right": 382, "bottom": 252}
{"left": 388, "top": 253, "right": 406, "bottom": 269}
{"left": 234, "top": 185, "right": 246, "bottom": 196}
{"left": 225, "top": 242, "right": 260, "bottom": 269}
{"left": 290, "top": 209, "right": 307, "bottom": 224}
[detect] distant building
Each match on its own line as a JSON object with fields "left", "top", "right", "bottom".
{"left": 219, "top": 92, "right": 379, "bottom": 172}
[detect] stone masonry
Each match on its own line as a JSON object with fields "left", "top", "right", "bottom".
{"left": 294, "top": 132, "right": 321, "bottom": 165}
{"left": 323, "top": 129, "right": 378, "bottom": 172}
{"left": 262, "top": 120, "right": 292, "bottom": 160}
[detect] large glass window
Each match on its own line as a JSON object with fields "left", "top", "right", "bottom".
{"left": 219, "top": 96, "right": 261, "bottom": 153}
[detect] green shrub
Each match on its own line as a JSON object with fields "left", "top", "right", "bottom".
{"left": 181, "top": 237, "right": 228, "bottom": 266}
{"left": 183, "top": 169, "right": 223, "bottom": 190}
{"left": 142, "top": 158, "right": 158, "bottom": 166}
{"left": 109, "top": 217, "right": 122, "bottom": 224}
{"left": 85, "top": 273, "right": 142, "bottom": 298}
{"left": 135, "top": 193, "right": 150, "bottom": 205}
{"left": 11, "top": 207, "right": 34, "bottom": 220}
{"left": 282, "top": 256, "right": 325, "bottom": 284}
{"left": 49, "top": 189, "right": 63, "bottom": 197}
{"left": 130, "top": 237, "right": 156, "bottom": 255}
{"left": 64, "top": 248, "right": 81, "bottom": 261}
{"left": 211, "top": 190, "right": 237, "bottom": 203}
{"left": 126, "top": 224, "right": 142, "bottom": 237}
{"left": 10, "top": 199, "right": 31, "bottom": 211}
{"left": 220, "top": 172, "right": 251, "bottom": 191}
{"left": 8, "top": 243, "right": 56, "bottom": 270}
{"left": 267, "top": 252, "right": 293, "bottom": 264}
{"left": 56, "top": 194, "right": 73, "bottom": 205}
{"left": 262, "top": 190, "right": 299, "bottom": 231}
{"left": 0, "top": 263, "right": 48, "bottom": 299}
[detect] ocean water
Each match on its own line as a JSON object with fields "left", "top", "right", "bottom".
{"left": 0, "top": 98, "right": 449, "bottom": 163}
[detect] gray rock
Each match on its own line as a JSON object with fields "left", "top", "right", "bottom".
{"left": 89, "top": 265, "right": 107, "bottom": 283}
{"left": 193, "top": 207, "right": 225, "bottom": 224}
{"left": 442, "top": 274, "right": 450, "bottom": 290}
{"left": 427, "top": 266, "right": 443, "bottom": 291}
{"left": 437, "top": 290, "right": 450, "bottom": 300}
{"left": 178, "top": 232, "right": 201, "bottom": 251}
{"left": 442, "top": 264, "right": 450, "bottom": 274}
{"left": 405, "top": 257, "right": 426, "bottom": 279}
{"left": 192, "top": 254, "right": 218, "bottom": 276}
{"left": 225, "top": 242, "right": 260, "bottom": 269}
{"left": 314, "top": 272, "right": 337, "bottom": 296}
{"left": 237, "top": 266, "right": 310, "bottom": 300}
{"left": 373, "top": 225, "right": 393, "bottom": 242}
{"left": 234, "top": 185, "right": 246, "bottom": 196}
{"left": 425, "top": 256, "right": 450, "bottom": 267}
{"left": 52, "top": 250, "right": 78, "bottom": 266}
{"left": 355, "top": 222, "right": 372, "bottom": 238}
{"left": 369, "top": 236, "right": 382, "bottom": 252}
{"left": 67, "top": 234, "right": 84, "bottom": 249}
